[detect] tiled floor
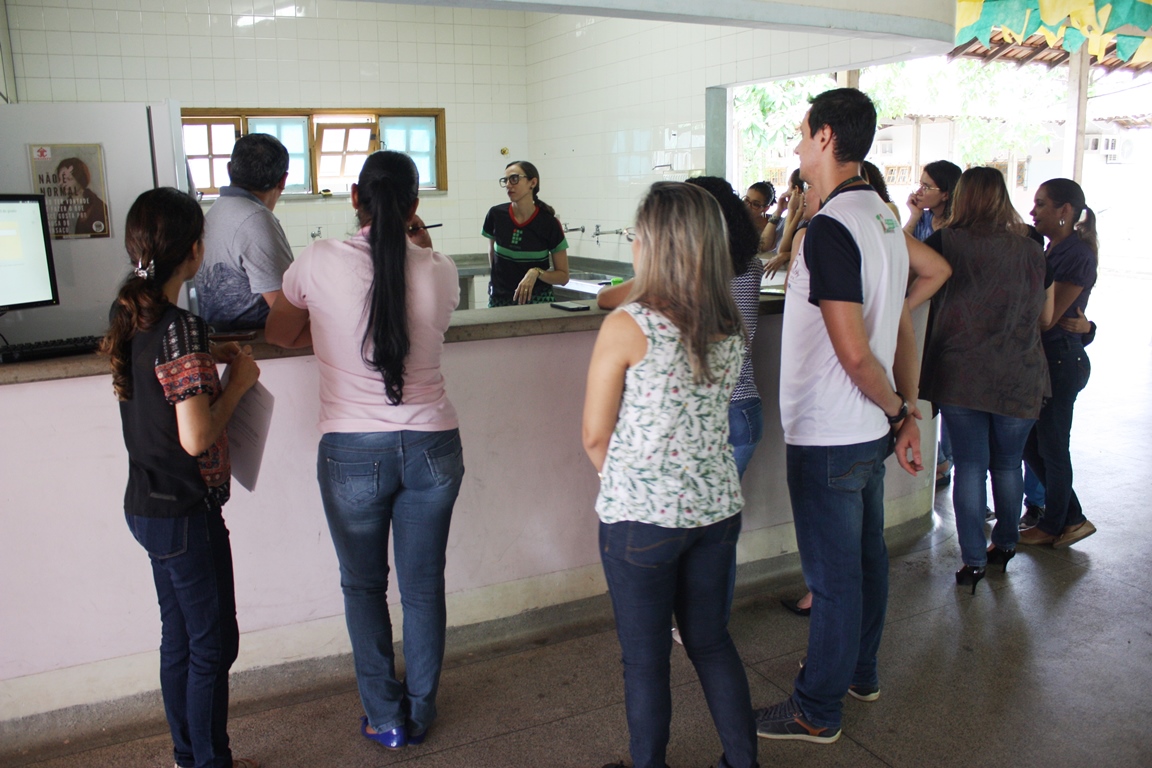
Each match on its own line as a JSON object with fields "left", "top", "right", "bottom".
{"left": 13, "top": 268, "right": 1150, "bottom": 768}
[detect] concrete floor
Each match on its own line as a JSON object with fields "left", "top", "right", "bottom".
{"left": 12, "top": 267, "right": 1151, "bottom": 768}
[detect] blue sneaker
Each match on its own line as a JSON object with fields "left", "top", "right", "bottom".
{"left": 755, "top": 698, "right": 840, "bottom": 743}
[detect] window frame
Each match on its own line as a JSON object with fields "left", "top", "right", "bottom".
{"left": 181, "top": 116, "right": 242, "bottom": 195}
{"left": 181, "top": 108, "right": 448, "bottom": 195}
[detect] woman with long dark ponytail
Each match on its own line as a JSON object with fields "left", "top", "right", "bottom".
{"left": 102, "top": 187, "right": 261, "bottom": 768}
{"left": 1019, "top": 178, "right": 1099, "bottom": 548}
{"left": 265, "top": 150, "right": 464, "bottom": 750}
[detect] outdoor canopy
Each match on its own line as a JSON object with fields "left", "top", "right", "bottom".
{"left": 957, "top": 0, "right": 1152, "bottom": 64}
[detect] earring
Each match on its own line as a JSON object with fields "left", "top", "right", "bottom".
{"left": 1059, "top": 219, "right": 1066, "bottom": 227}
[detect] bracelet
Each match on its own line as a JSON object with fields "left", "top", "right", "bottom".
{"left": 767, "top": 215, "right": 783, "bottom": 227}
{"left": 887, "top": 392, "right": 908, "bottom": 425}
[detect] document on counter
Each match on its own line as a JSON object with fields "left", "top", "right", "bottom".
{"left": 226, "top": 379, "right": 275, "bottom": 492}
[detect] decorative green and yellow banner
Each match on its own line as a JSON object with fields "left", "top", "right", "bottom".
{"left": 957, "top": 0, "right": 1152, "bottom": 64}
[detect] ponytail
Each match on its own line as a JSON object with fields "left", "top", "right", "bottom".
{"left": 356, "top": 151, "right": 420, "bottom": 405}
{"left": 100, "top": 188, "right": 204, "bottom": 401}
{"left": 1041, "top": 178, "right": 1098, "bottom": 260}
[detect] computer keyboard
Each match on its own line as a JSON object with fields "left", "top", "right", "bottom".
{"left": 0, "top": 335, "right": 102, "bottom": 363}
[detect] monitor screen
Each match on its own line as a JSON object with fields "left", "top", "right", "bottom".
{"left": 0, "top": 194, "right": 59, "bottom": 312}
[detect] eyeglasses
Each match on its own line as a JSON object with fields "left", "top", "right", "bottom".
{"left": 625, "top": 227, "right": 636, "bottom": 242}
{"left": 498, "top": 174, "right": 525, "bottom": 187}
{"left": 918, "top": 182, "right": 941, "bottom": 192}
{"left": 742, "top": 196, "right": 768, "bottom": 210}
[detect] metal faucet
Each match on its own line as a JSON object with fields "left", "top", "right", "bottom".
{"left": 563, "top": 223, "right": 585, "bottom": 234}
{"left": 310, "top": 226, "right": 323, "bottom": 240}
{"left": 593, "top": 225, "right": 626, "bottom": 238}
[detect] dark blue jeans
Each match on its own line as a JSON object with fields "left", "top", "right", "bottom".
{"left": 940, "top": 405, "right": 1036, "bottom": 566}
{"left": 787, "top": 434, "right": 890, "bottom": 730}
{"left": 317, "top": 429, "right": 464, "bottom": 735}
{"left": 126, "top": 505, "right": 239, "bottom": 768}
{"left": 1023, "top": 337, "right": 1090, "bottom": 535}
{"left": 600, "top": 516, "right": 758, "bottom": 768}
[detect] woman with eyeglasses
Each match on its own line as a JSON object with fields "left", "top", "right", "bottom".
{"left": 744, "top": 180, "right": 786, "bottom": 254}
{"left": 903, "top": 160, "right": 962, "bottom": 242}
{"left": 482, "top": 161, "right": 570, "bottom": 306}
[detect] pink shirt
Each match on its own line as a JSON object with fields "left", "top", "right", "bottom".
{"left": 282, "top": 228, "right": 460, "bottom": 433}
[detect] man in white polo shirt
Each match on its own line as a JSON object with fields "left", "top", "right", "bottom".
{"left": 755, "top": 88, "right": 923, "bottom": 745}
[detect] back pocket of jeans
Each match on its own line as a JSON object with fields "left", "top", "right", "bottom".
{"left": 425, "top": 433, "right": 465, "bottom": 487}
{"left": 128, "top": 515, "right": 189, "bottom": 560}
{"left": 827, "top": 454, "right": 877, "bottom": 493}
{"left": 326, "top": 459, "right": 379, "bottom": 504}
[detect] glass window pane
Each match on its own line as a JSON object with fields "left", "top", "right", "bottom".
{"left": 321, "top": 129, "right": 346, "bottom": 152}
{"left": 281, "top": 123, "right": 306, "bottom": 154}
{"left": 248, "top": 119, "right": 279, "bottom": 136}
{"left": 413, "top": 156, "right": 431, "bottom": 186}
{"left": 183, "top": 124, "right": 209, "bottom": 155}
{"left": 384, "top": 128, "right": 407, "bottom": 151}
{"left": 212, "top": 157, "right": 230, "bottom": 187}
{"left": 286, "top": 155, "right": 307, "bottom": 188}
{"left": 346, "top": 128, "right": 371, "bottom": 152}
{"left": 211, "top": 124, "right": 236, "bottom": 156}
{"left": 188, "top": 157, "right": 211, "bottom": 189}
{"left": 319, "top": 155, "right": 343, "bottom": 176}
{"left": 344, "top": 154, "right": 368, "bottom": 178}
{"left": 409, "top": 129, "right": 430, "bottom": 153}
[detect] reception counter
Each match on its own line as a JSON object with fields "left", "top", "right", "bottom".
{"left": 0, "top": 294, "right": 936, "bottom": 746}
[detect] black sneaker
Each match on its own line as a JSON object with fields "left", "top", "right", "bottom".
{"left": 848, "top": 682, "right": 880, "bottom": 702}
{"left": 1020, "top": 503, "right": 1044, "bottom": 529}
{"left": 755, "top": 698, "right": 840, "bottom": 743}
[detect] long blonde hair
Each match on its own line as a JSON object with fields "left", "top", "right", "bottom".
{"left": 628, "top": 182, "right": 743, "bottom": 384}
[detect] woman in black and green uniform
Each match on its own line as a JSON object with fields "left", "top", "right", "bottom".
{"left": 482, "top": 160, "right": 569, "bottom": 306}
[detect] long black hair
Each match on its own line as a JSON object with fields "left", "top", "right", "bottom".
{"left": 356, "top": 151, "right": 420, "bottom": 405}
{"left": 686, "top": 176, "right": 760, "bottom": 276}
{"left": 101, "top": 187, "right": 205, "bottom": 400}
{"left": 1040, "top": 177, "right": 1098, "bottom": 258}
{"left": 507, "top": 160, "right": 555, "bottom": 217}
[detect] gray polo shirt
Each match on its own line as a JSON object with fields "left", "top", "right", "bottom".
{"left": 194, "top": 186, "right": 293, "bottom": 331}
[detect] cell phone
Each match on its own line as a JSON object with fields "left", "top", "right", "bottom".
{"left": 550, "top": 301, "right": 590, "bottom": 312}
{"left": 209, "top": 331, "right": 258, "bottom": 342}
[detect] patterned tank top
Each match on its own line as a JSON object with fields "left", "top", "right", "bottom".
{"left": 595, "top": 303, "right": 744, "bottom": 528}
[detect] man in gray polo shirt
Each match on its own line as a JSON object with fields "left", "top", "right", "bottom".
{"left": 194, "top": 133, "right": 293, "bottom": 331}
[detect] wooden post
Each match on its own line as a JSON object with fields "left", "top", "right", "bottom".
{"left": 1064, "top": 46, "right": 1090, "bottom": 183}
{"left": 836, "top": 70, "right": 861, "bottom": 89}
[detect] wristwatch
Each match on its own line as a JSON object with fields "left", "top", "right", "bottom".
{"left": 767, "top": 214, "right": 783, "bottom": 227}
{"left": 887, "top": 393, "right": 908, "bottom": 425}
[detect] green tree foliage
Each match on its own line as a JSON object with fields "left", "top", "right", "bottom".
{"left": 734, "top": 56, "right": 1071, "bottom": 185}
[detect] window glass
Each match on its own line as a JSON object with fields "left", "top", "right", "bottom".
{"left": 380, "top": 116, "right": 438, "bottom": 189}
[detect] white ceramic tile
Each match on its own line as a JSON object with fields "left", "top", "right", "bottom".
{"left": 23, "top": 77, "right": 55, "bottom": 101}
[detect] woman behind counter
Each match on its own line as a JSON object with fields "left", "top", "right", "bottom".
{"left": 101, "top": 188, "right": 261, "bottom": 768}
{"left": 266, "top": 150, "right": 465, "bottom": 750}
{"left": 482, "top": 160, "right": 570, "bottom": 306}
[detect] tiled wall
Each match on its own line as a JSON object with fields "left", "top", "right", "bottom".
{"left": 6, "top": 0, "right": 923, "bottom": 266}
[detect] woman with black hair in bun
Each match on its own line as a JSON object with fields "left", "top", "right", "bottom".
{"left": 483, "top": 160, "right": 570, "bottom": 306}
{"left": 266, "top": 150, "right": 465, "bottom": 750}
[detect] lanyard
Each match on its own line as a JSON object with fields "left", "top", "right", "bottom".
{"left": 821, "top": 175, "right": 865, "bottom": 208}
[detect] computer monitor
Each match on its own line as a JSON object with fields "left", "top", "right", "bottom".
{"left": 0, "top": 194, "right": 59, "bottom": 312}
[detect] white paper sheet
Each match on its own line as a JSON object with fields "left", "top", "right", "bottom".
{"left": 226, "top": 380, "right": 274, "bottom": 492}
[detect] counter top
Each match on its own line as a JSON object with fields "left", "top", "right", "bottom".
{"left": 1, "top": 294, "right": 784, "bottom": 386}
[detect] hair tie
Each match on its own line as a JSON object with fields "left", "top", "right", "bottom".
{"left": 134, "top": 261, "right": 154, "bottom": 280}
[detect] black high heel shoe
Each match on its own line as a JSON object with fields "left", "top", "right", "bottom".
{"left": 955, "top": 565, "right": 986, "bottom": 595}
{"left": 986, "top": 546, "right": 1015, "bottom": 572}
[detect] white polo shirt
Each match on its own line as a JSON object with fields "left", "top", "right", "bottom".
{"left": 779, "top": 186, "right": 908, "bottom": 447}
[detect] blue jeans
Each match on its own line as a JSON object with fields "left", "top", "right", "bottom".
{"left": 317, "top": 429, "right": 464, "bottom": 735}
{"left": 787, "top": 434, "right": 890, "bottom": 731}
{"left": 1024, "top": 464, "right": 1046, "bottom": 508}
{"left": 728, "top": 397, "right": 763, "bottom": 479}
{"left": 937, "top": 417, "right": 954, "bottom": 465}
{"left": 940, "top": 405, "right": 1036, "bottom": 566}
{"left": 1023, "top": 337, "right": 1090, "bottom": 535}
{"left": 600, "top": 516, "right": 758, "bottom": 768}
{"left": 126, "top": 505, "right": 239, "bottom": 768}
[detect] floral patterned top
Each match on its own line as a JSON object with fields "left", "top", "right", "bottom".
{"left": 595, "top": 304, "right": 744, "bottom": 529}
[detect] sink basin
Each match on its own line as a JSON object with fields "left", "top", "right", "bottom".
{"left": 568, "top": 271, "right": 615, "bottom": 283}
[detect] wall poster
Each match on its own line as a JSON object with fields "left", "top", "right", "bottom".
{"left": 29, "top": 144, "right": 111, "bottom": 240}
